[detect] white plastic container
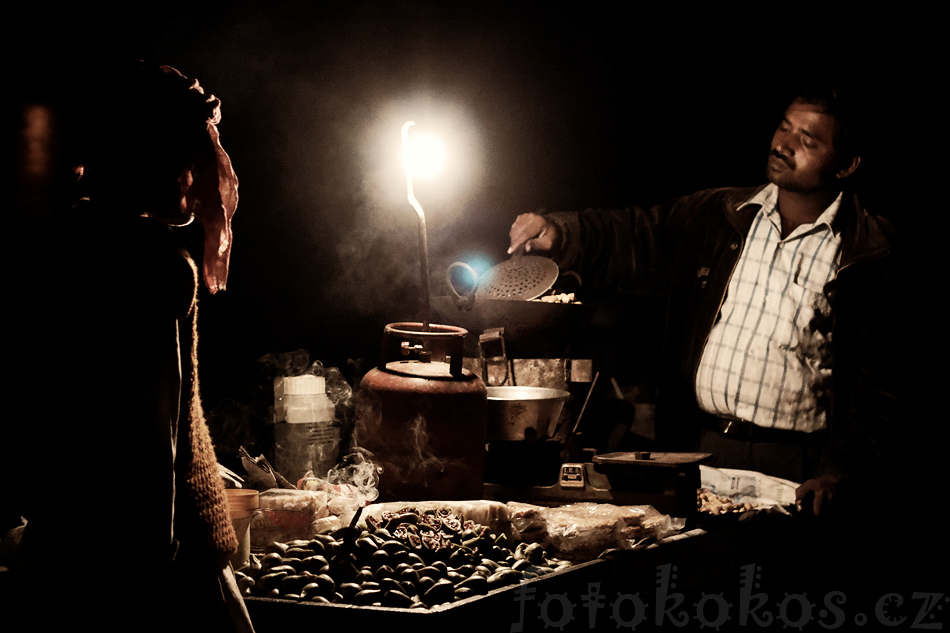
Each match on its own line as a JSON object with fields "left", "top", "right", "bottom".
{"left": 273, "top": 375, "right": 340, "bottom": 483}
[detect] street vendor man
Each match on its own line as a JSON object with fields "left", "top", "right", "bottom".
{"left": 507, "top": 86, "right": 903, "bottom": 520}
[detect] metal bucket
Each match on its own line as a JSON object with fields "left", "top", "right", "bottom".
{"left": 486, "top": 386, "right": 569, "bottom": 442}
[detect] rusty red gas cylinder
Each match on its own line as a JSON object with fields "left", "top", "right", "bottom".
{"left": 356, "top": 322, "right": 487, "bottom": 502}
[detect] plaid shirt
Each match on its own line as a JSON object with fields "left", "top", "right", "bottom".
{"left": 695, "top": 184, "right": 842, "bottom": 432}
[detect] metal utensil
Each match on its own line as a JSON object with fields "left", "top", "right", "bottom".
{"left": 448, "top": 255, "right": 560, "bottom": 305}
{"left": 479, "top": 255, "right": 559, "bottom": 300}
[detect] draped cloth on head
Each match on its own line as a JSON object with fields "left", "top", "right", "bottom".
{"left": 74, "top": 62, "right": 239, "bottom": 293}
{"left": 160, "top": 65, "right": 240, "bottom": 294}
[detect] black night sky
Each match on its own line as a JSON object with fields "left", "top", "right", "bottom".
{"left": 10, "top": 2, "right": 936, "bottom": 439}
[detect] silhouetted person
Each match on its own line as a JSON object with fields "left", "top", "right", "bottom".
{"left": 3, "top": 61, "right": 251, "bottom": 632}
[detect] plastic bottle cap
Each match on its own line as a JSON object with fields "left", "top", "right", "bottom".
{"left": 282, "top": 374, "right": 326, "bottom": 395}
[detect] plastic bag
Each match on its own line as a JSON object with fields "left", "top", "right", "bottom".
{"left": 699, "top": 465, "right": 799, "bottom": 506}
{"left": 249, "top": 488, "right": 328, "bottom": 546}
{"left": 508, "top": 501, "right": 684, "bottom": 561}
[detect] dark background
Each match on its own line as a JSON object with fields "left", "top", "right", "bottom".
{"left": 9, "top": 2, "right": 935, "bottom": 450}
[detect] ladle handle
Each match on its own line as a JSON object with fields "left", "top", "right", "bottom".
{"left": 446, "top": 261, "right": 478, "bottom": 311}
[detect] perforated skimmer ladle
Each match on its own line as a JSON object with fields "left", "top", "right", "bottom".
{"left": 448, "top": 255, "right": 560, "bottom": 307}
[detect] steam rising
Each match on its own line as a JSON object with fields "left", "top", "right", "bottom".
{"left": 323, "top": 448, "right": 382, "bottom": 506}
{"left": 257, "top": 350, "right": 354, "bottom": 420}
{"left": 258, "top": 349, "right": 381, "bottom": 496}
{"left": 353, "top": 388, "right": 461, "bottom": 493}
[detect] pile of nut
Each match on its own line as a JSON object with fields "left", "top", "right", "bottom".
{"left": 533, "top": 292, "right": 578, "bottom": 304}
{"left": 697, "top": 489, "right": 758, "bottom": 516}
{"left": 234, "top": 506, "right": 571, "bottom": 608}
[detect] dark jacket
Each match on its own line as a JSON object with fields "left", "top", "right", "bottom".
{"left": 546, "top": 185, "right": 903, "bottom": 488}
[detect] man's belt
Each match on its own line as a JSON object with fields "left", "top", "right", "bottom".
{"left": 708, "top": 416, "right": 827, "bottom": 445}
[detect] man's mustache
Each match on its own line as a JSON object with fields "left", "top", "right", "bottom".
{"left": 770, "top": 149, "right": 794, "bottom": 168}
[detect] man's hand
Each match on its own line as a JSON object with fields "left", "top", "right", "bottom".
{"left": 508, "top": 213, "right": 556, "bottom": 255}
{"left": 796, "top": 475, "right": 838, "bottom": 517}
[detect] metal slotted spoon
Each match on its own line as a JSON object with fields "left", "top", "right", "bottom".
{"left": 476, "top": 255, "right": 560, "bottom": 301}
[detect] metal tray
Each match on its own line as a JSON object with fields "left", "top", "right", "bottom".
{"left": 244, "top": 558, "right": 610, "bottom": 631}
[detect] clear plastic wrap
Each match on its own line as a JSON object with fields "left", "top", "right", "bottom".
{"left": 358, "top": 500, "right": 511, "bottom": 535}
{"left": 248, "top": 479, "right": 365, "bottom": 546}
{"left": 508, "top": 501, "right": 684, "bottom": 561}
{"left": 249, "top": 489, "right": 327, "bottom": 547}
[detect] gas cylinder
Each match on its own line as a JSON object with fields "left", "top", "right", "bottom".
{"left": 357, "top": 322, "right": 487, "bottom": 502}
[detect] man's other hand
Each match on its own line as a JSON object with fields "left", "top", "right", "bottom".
{"left": 796, "top": 475, "right": 838, "bottom": 517}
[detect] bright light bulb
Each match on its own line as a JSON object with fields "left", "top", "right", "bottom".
{"left": 405, "top": 132, "right": 447, "bottom": 180}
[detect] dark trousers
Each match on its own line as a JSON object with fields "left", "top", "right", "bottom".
{"left": 697, "top": 427, "right": 822, "bottom": 484}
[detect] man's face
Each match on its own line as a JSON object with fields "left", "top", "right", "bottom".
{"left": 766, "top": 101, "right": 849, "bottom": 193}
